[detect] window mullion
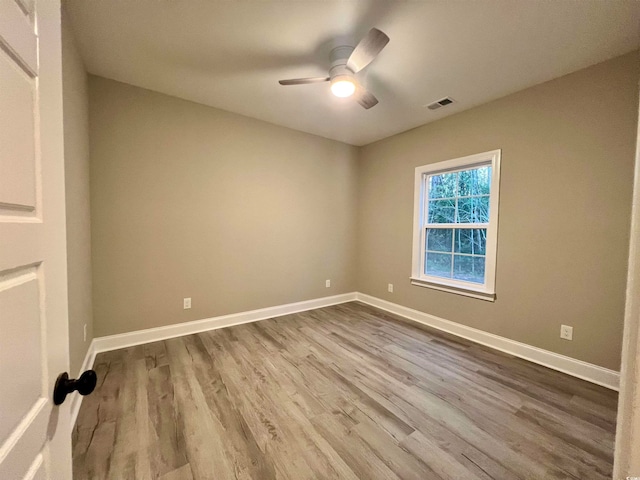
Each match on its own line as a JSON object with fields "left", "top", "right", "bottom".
{"left": 424, "top": 224, "right": 488, "bottom": 229}
{"left": 450, "top": 172, "right": 458, "bottom": 279}
{"left": 450, "top": 226, "right": 455, "bottom": 278}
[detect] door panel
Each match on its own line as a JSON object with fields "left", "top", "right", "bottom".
{"left": 0, "top": 0, "right": 72, "bottom": 478}
{"left": 0, "top": 0, "right": 37, "bottom": 74}
{"left": 0, "top": 405, "right": 49, "bottom": 479}
{"left": 0, "top": 49, "right": 36, "bottom": 210}
{"left": 0, "top": 268, "right": 42, "bottom": 442}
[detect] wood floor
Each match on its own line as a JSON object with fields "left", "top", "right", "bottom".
{"left": 73, "top": 302, "right": 618, "bottom": 480}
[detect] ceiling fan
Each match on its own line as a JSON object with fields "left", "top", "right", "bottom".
{"left": 278, "top": 28, "right": 389, "bottom": 109}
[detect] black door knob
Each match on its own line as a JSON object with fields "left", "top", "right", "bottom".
{"left": 53, "top": 370, "right": 97, "bottom": 405}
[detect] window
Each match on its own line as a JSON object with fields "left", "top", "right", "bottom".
{"left": 411, "top": 150, "right": 501, "bottom": 301}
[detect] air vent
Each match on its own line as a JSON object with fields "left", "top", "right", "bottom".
{"left": 426, "top": 97, "right": 455, "bottom": 110}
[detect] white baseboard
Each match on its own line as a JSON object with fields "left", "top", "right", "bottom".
{"left": 92, "top": 292, "right": 357, "bottom": 354}
{"left": 355, "top": 293, "right": 620, "bottom": 391}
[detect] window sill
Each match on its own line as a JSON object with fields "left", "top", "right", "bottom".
{"left": 410, "top": 277, "right": 496, "bottom": 302}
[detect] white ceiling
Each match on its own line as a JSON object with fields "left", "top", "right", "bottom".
{"left": 65, "top": 0, "right": 639, "bottom": 146}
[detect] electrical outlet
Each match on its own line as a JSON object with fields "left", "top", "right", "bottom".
{"left": 183, "top": 297, "right": 192, "bottom": 309}
{"left": 83, "top": 324, "right": 87, "bottom": 342}
{"left": 560, "top": 324, "right": 573, "bottom": 340}
{"left": 388, "top": 283, "right": 394, "bottom": 293}
{"left": 326, "top": 279, "right": 331, "bottom": 288}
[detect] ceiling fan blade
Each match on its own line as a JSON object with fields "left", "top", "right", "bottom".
{"left": 278, "top": 77, "right": 329, "bottom": 85}
{"left": 354, "top": 83, "right": 379, "bottom": 109}
{"left": 346, "top": 28, "right": 389, "bottom": 73}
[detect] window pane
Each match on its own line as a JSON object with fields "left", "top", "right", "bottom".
{"left": 454, "top": 229, "right": 486, "bottom": 255}
{"left": 425, "top": 252, "right": 452, "bottom": 278}
{"left": 428, "top": 199, "right": 455, "bottom": 223}
{"left": 458, "top": 166, "right": 491, "bottom": 196}
{"left": 453, "top": 255, "right": 485, "bottom": 283}
{"left": 456, "top": 196, "right": 490, "bottom": 223}
{"left": 475, "top": 196, "right": 490, "bottom": 223}
{"left": 474, "top": 166, "right": 491, "bottom": 195}
{"left": 457, "top": 197, "right": 473, "bottom": 223}
{"left": 428, "top": 172, "right": 456, "bottom": 199}
{"left": 473, "top": 256, "right": 486, "bottom": 280}
{"left": 426, "top": 228, "right": 453, "bottom": 252}
{"left": 457, "top": 169, "right": 473, "bottom": 197}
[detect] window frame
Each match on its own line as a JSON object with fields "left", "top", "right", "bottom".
{"left": 411, "top": 149, "right": 501, "bottom": 301}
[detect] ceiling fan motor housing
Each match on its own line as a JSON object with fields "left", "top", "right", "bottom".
{"left": 329, "top": 46, "right": 355, "bottom": 80}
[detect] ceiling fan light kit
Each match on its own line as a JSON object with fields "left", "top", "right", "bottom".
{"left": 278, "top": 28, "right": 389, "bottom": 109}
{"left": 330, "top": 77, "right": 356, "bottom": 97}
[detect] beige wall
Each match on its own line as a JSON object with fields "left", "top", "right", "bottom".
{"left": 62, "top": 11, "right": 93, "bottom": 375}
{"left": 357, "top": 52, "right": 639, "bottom": 371}
{"left": 89, "top": 77, "right": 359, "bottom": 337}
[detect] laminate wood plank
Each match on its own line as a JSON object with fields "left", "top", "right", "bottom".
{"left": 210, "top": 331, "right": 359, "bottom": 480}
{"left": 434, "top": 389, "right": 610, "bottom": 478}
{"left": 144, "top": 341, "right": 169, "bottom": 370}
{"left": 303, "top": 354, "right": 416, "bottom": 442}
{"left": 107, "top": 355, "right": 152, "bottom": 479}
{"left": 327, "top": 356, "right": 549, "bottom": 478}
{"left": 309, "top": 413, "right": 402, "bottom": 480}
{"left": 353, "top": 316, "right": 613, "bottom": 434}
{"left": 476, "top": 366, "right": 617, "bottom": 432}
{"left": 400, "top": 429, "right": 487, "bottom": 480}
{"left": 73, "top": 302, "right": 618, "bottom": 479}
{"left": 569, "top": 394, "right": 617, "bottom": 427}
{"left": 146, "top": 364, "right": 189, "bottom": 476}
{"left": 164, "top": 337, "right": 237, "bottom": 480}
{"left": 515, "top": 402, "right": 614, "bottom": 462}
{"left": 73, "top": 350, "right": 130, "bottom": 479}
{"left": 158, "top": 464, "right": 194, "bottom": 480}
{"left": 351, "top": 419, "right": 442, "bottom": 480}
{"left": 391, "top": 343, "right": 613, "bottom": 478}
{"left": 298, "top": 314, "right": 596, "bottom": 478}
{"left": 202, "top": 331, "right": 326, "bottom": 480}
{"left": 373, "top": 347, "right": 610, "bottom": 478}
{"left": 409, "top": 373, "right": 612, "bottom": 479}
{"left": 180, "top": 333, "right": 277, "bottom": 480}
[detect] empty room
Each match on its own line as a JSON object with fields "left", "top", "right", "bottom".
{"left": 2, "top": 0, "right": 640, "bottom": 479}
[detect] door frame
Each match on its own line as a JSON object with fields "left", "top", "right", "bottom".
{"left": 613, "top": 78, "right": 640, "bottom": 477}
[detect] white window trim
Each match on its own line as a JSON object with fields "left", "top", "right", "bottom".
{"left": 410, "top": 149, "right": 501, "bottom": 301}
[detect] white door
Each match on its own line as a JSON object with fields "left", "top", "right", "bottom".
{"left": 0, "top": 0, "right": 73, "bottom": 478}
